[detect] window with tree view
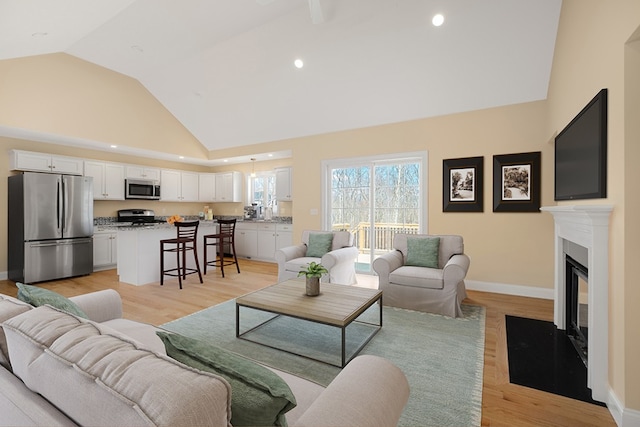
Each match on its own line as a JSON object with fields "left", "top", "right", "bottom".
{"left": 249, "top": 173, "right": 276, "bottom": 208}
{"left": 326, "top": 155, "right": 424, "bottom": 273}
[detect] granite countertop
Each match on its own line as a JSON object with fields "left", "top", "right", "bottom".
{"left": 95, "top": 220, "right": 219, "bottom": 232}
{"left": 93, "top": 215, "right": 292, "bottom": 232}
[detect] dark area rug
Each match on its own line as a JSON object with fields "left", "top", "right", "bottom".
{"left": 505, "top": 315, "right": 605, "bottom": 407}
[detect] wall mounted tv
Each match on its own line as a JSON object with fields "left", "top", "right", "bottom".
{"left": 554, "top": 88, "right": 608, "bottom": 201}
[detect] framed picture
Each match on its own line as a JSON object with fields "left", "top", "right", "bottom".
{"left": 493, "top": 151, "right": 541, "bottom": 212}
{"left": 443, "top": 156, "right": 484, "bottom": 212}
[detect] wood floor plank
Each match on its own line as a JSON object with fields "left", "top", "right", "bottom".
{"left": 0, "top": 260, "right": 616, "bottom": 426}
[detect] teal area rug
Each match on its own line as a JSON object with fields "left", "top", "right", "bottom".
{"left": 161, "top": 300, "right": 485, "bottom": 427}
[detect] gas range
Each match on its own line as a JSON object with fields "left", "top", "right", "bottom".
{"left": 117, "top": 209, "right": 165, "bottom": 226}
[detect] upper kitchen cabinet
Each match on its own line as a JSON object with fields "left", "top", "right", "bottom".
{"left": 9, "top": 150, "right": 84, "bottom": 175}
{"left": 198, "top": 173, "right": 216, "bottom": 202}
{"left": 125, "top": 165, "right": 161, "bottom": 182}
{"left": 160, "top": 169, "right": 199, "bottom": 202}
{"left": 84, "top": 161, "right": 125, "bottom": 200}
{"left": 275, "top": 167, "right": 292, "bottom": 201}
{"left": 215, "top": 171, "right": 243, "bottom": 202}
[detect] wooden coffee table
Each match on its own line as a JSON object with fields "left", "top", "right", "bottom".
{"left": 236, "top": 279, "right": 382, "bottom": 367}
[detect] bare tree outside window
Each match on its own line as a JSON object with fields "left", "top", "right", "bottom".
{"left": 329, "top": 160, "right": 422, "bottom": 272}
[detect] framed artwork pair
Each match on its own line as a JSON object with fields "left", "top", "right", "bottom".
{"left": 442, "top": 152, "right": 541, "bottom": 213}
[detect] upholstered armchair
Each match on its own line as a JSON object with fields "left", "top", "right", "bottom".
{"left": 275, "top": 230, "right": 359, "bottom": 285}
{"left": 372, "top": 234, "right": 470, "bottom": 318}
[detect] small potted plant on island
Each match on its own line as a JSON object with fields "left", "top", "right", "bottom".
{"left": 298, "top": 261, "right": 328, "bottom": 296}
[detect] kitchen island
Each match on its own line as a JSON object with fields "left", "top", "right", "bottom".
{"left": 110, "top": 221, "right": 219, "bottom": 286}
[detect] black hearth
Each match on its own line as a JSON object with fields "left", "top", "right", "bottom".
{"left": 566, "top": 255, "right": 589, "bottom": 367}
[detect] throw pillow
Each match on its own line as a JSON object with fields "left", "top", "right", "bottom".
{"left": 405, "top": 237, "right": 440, "bottom": 268}
{"left": 16, "top": 283, "right": 88, "bottom": 319}
{"left": 306, "top": 233, "right": 334, "bottom": 258}
{"left": 157, "top": 331, "right": 296, "bottom": 427}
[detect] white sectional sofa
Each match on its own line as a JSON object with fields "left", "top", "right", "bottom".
{"left": 0, "top": 289, "right": 409, "bottom": 427}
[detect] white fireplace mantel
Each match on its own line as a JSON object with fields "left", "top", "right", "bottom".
{"left": 540, "top": 205, "right": 612, "bottom": 403}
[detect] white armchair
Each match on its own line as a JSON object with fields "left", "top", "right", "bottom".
{"left": 372, "top": 234, "right": 470, "bottom": 318}
{"left": 275, "top": 230, "right": 359, "bottom": 285}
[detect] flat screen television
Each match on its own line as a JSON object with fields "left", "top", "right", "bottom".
{"left": 554, "top": 88, "right": 608, "bottom": 201}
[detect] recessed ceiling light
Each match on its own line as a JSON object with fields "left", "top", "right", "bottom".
{"left": 31, "top": 32, "right": 48, "bottom": 37}
{"left": 223, "top": 159, "right": 229, "bottom": 163}
{"left": 131, "top": 45, "right": 144, "bottom": 53}
{"left": 267, "top": 153, "right": 273, "bottom": 157}
{"left": 294, "top": 59, "right": 304, "bottom": 69}
{"left": 432, "top": 14, "right": 445, "bottom": 27}
{"left": 110, "top": 145, "right": 118, "bottom": 149}
{"left": 179, "top": 156, "right": 184, "bottom": 159}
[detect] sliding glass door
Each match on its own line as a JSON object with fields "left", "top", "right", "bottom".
{"left": 324, "top": 153, "right": 426, "bottom": 273}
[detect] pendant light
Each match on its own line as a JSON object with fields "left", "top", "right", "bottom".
{"left": 250, "top": 158, "right": 256, "bottom": 178}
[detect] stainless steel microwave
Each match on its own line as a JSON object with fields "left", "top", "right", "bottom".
{"left": 125, "top": 179, "right": 161, "bottom": 200}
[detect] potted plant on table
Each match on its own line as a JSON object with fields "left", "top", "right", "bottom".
{"left": 298, "top": 261, "right": 328, "bottom": 296}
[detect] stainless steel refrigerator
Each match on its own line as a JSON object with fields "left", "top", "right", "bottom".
{"left": 8, "top": 172, "right": 94, "bottom": 283}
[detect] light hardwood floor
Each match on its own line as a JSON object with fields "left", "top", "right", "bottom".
{"left": 0, "top": 259, "right": 616, "bottom": 427}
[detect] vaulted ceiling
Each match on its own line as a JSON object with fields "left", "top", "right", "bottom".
{"left": 0, "top": 0, "right": 562, "bottom": 152}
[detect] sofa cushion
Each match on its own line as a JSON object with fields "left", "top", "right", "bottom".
{"left": 389, "top": 265, "right": 444, "bottom": 289}
{"left": 16, "top": 283, "right": 88, "bottom": 319}
{"left": 101, "top": 318, "right": 166, "bottom": 355}
{"left": 301, "top": 231, "right": 353, "bottom": 251}
{"left": 284, "top": 257, "right": 322, "bottom": 274}
{"left": 305, "top": 233, "right": 333, "bottom": 258}
{"left": 330, "top": 231, "right": 353, "bottom": 250}
{"left": 0, "top": 294, "right": 33, "bottom": 370}
{"left": 157, "top": 331, "right": 296, "bottom": 427}
{"left": 3, "top": 306, "right": 232, "bottom": 427}
{"left": 405, "top": 236, "right": 440, "bottom": 268}
{"left": 394, "top": 234, "right": 463, "bottom": 269}
{"left": 0, "top": 366, "right": 76, "bottom": 426}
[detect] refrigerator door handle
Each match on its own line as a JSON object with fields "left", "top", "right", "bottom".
{"left": 29, "top": 240, "right": 92, "bottom": 248}
{"left": 57, "top": 180, "right": 63, "bottom": 232}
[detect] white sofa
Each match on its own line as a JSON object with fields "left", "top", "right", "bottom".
{"left": 0, "top": 290, "right": 409, "bottom": 427}
{"left": 275, "top": 230, "right": 359, "bottom": 285}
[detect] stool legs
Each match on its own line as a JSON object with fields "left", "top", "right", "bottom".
{"left": 160, "top": 239, "right": 203, "bottom": 289}
{"left": 160, "top": 241, "right": 165, "bottom": 286}
{"left": 204, "top": 234, "right": 240, "bottom": 277}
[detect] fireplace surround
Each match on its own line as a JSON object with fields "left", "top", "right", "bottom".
{"left": 541, "top": 205, "right": 612, "bottom": 403}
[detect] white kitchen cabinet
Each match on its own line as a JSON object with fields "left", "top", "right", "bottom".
{"left": 275, "top": 224, "right": 293, "bottom": 250}
{"left": 215, "top": 171, "right": 243, "bottom": 202}
{"left": 84, "top": 161, "right": 125, "bottom": 200}
{"left": 93, "top": 231, "right": 117, "bottom": 270}
{"left": 256, "top": 223, "right": 293, "bottom": 261}
{"left": 198, "top": 173, "right": 216, "bottom": 202}
{"left": 125, "top": 165, "right": 161, "bottom": 182}
{"left": 235, "top": 222, "right": 258, "bottom": 259}
{"left": 275, "top": 167, "right": 292, "bottom": 201}
{"left": 160, "top": 170, "right": 199, "bottom": 202}
{"left": 257, "top": 223, "right": 277, "bottom": 260}
{"left": 9, "top": 150, "right": 84, "bottom": 175}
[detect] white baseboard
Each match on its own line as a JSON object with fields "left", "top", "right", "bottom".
{"left": 0, "top": 271, "right": 7, "bottom": 281}
{"left": 609, "top": 389, "right": 640, "bottom": 427}
{"left": 465, "top": 279, "right": 554, "bottom": 300}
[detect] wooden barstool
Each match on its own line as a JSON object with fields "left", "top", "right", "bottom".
{"left": 203, "top": 219, "right": 240, "bottom": 277}
{"left": 160, "top": 221, "right": 203, "bottom": 289}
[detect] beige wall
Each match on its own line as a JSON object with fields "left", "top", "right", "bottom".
{"left": 544, "top": 0, "right": 640, "bottom": 411}
{"left": 210, "top": 99, "right": 555, "bottom": 288}
{"left": 624, "top": 33, "right": 640, "bottom": 413}
{"left": 0, "top": 0, "right": 638, "bottom": 414}
{"left": 0, "top": 53, "right": 209, "bottom": 159}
